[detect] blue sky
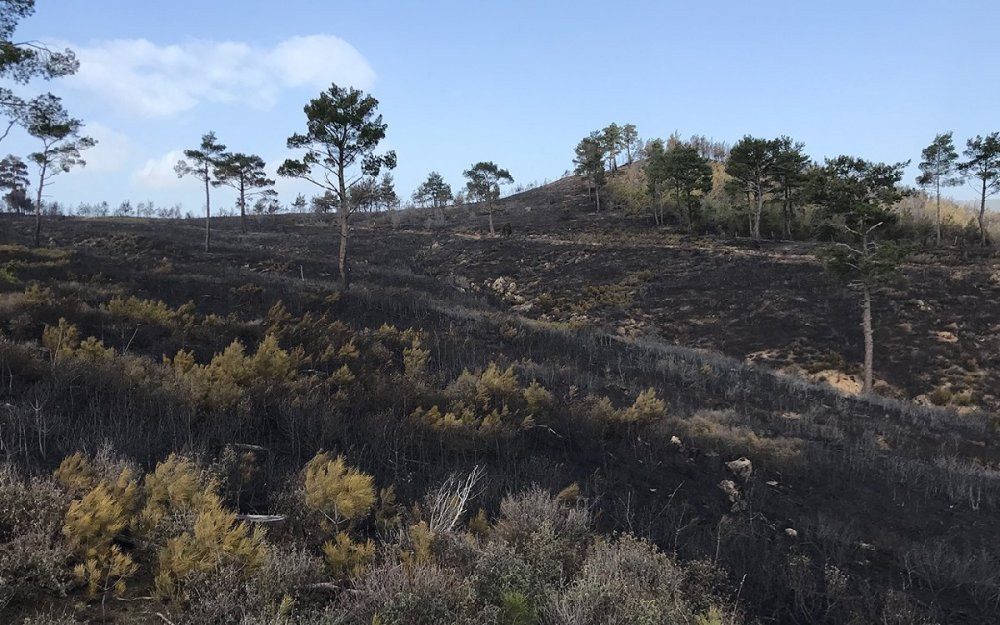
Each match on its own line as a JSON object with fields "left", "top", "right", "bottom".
{"left": 5, "top": 0, "right": 999, "bottom": 212}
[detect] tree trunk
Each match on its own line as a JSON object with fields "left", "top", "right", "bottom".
{"left": 861, "top": 282, "right": 874, "bottom": 394}
{"left": 33, "top": 159, "right": 46, "bottom": 248}
{"left": 239, "top": 176, "right": 247, "bottom": 234}
{"left": 488, "top": 202, "right": 495, "bottom": 236}
{"left": 337, "top": 166, "right": 350, "bottom": 289}
{"left": 203, "top": 173, "right": 211, "bottom": 252}
{"left": 595, "top": 184, "right": 601, "bottom": 212}
{"left": 934, "top": 180, "right": 941, "bottom": 247}
{"left": 752, "top": 187, "right": 763, "bottom": 241}
{"left": 782, "top": 186, "right": 792, "bottom": 239}
{"left": 979, "top": 178, "right": 987, "bottom": 247}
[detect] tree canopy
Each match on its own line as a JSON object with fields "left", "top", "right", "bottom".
{"left": 1, "top": 0, "right": 79, "bottom": 144}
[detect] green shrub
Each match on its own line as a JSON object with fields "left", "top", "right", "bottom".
{"left": 929, "top": 386, "right": 953, "bottom": 406}
{"left": 493, "top": 488, "right": 591, "bottom": 587}
{"left": 548, "top": 534, "right": 721, "bottom": 625}
{"left": 350, "top": 562, "right": 476, "bottom": 625}
{"left": 0, "top": 465, "right": 72, "bottom": 610}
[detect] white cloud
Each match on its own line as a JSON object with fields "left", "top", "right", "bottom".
{"left": 65, "top": 35, "right": 375, "bottom": 117}
{"left": 132, "top": 149, "right": 186, "bottom": 190}
{"left": 71, "top": 122, "right": 131, "bottom": 174}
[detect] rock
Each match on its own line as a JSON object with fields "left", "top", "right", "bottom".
{"left": 718, "top": 480, "right": 740, "bottom": 503}
{"left": 933, "top": 330, "right": 958, "bottom": 343}
{"left": 725, "top": 457, "right": 753, "bottom": 483}
{"left": 670, "top": 435, "right": 682, "bottom": 446}
{"left": 766, "top": 480, "right": 779, "bottom": 487}
{"left": 784, "top": 528, "right": 798, "bottom": 539}
{"left": 452, "top": 274, "right": 471, "bottom": 290}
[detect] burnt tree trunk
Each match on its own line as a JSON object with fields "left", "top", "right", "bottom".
{"left": 203, "top": 167, "right": 211, "bottom": 252}
{"left": 861, "top": 282, "right": 874, "bottom": 394}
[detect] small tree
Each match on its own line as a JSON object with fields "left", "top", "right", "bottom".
{"left": 957, "top": 132, "right": 1000, "bottom": 247}
{"left": 278, "top": 83, "right": 396, "bottom": 288}
{"left": 213, "top": 152, "right": 274, "bottom": 233}
{"left": 726, "top": 135, "right": 778, "bottom": 241}
{"left": 251, "top": 189, "right": 280, "bottom": 215}
{"left": 464, "top": 161, "right": 513, "bottom": 236}
{"left": 0, "top": 153, "right": 29, "bottom": 212}
{"left": 25, "top": 94, "right": 95, "bottom": 247}
{"left": 175, "top": 132, "right": 226, "bottom": 251}
{"left": 291, "top": 193, "right": 308, "bottom": 213}
{"left": 772, "top": 136, "right": 810, "bottom": 239}
{"left": 916, "top": 132, "right": 962, "bottom": 246}
{"left": 375, "top": 172, "right": 398, "bottom": 211}
{"left": 413, "top": 171, "right": 452, "bottom": 209}
{"left": 574, "top": 133, "right": 606, "bottom": 211}
{"left": 644, "top": 139, "right": 668, "bottom": 225}
{"left": 812, "top": 156, "right": 908, "bottom": 393}
{"left": 621, "top": 123, "right": 639, "bottom": 166}
{"left": 647, "top": 140, "right": 712, "bottom": 229}
{"left": 603, "top": 123, "right": 622, "bottom": 173}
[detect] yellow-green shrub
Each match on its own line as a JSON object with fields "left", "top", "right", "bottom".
{"left": 154, "top": 499, "right": 267, "bottom": 600}
{"left": 322, "top": 531, "right": 376, "bottom": 579}
{"left": 104, "top": 296, "right": 177, "bottom": 326}
{"left": 138, "top": 453, "right": 219, "bottom": 537}
{"left": 72, "top": 544, "right": 136, "bottom": 600}
{"left": 622, "top": 388, "right": 667, "bottom": 424}
{"left": 403, "top": 337, "right": 430, "bottom": 383}
{"left": 522, "top": 380, "right": 553, "bottom": 417}
{"left": 41, "top": 318, "right": 79, "bottom": 363}
{"left": 62, "top": 480, "right": 137, "bottom": 556}
{"left": 62, "top": 476, "right": 140, "bottom": 600}
{"left": 167, "top": 335, "right": 298, "bottom": 410}
{"left": 476, "top": 363, "right": 519, "bottom": 411}
{"left": 301, "top": 452, "right": 375, "bottom": 532}
{"left": 75, "top": 336, "right": 115, "bottom": 363}
{"left": 54, "top": 452, "right": 96, "bottom": 496}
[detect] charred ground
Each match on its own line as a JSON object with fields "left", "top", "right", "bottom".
{"left": 1, "top": 176, "right": 999, "bottom": 624}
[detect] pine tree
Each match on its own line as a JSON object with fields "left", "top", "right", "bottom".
{"left": 811, "top": 156, "right": 909, "bottom": 393}
{"left": 957, "top": 132, "right": 1000, "bottom": 247}
{"left": 278, "top": 83, "right": 396, "bottom": 288}
{"left": 175, "top": 132, "right": 227, "bottom": 251}
{"left": 916, "top": 132, "right": 961, "bottom": 246}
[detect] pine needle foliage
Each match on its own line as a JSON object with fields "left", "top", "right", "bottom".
{"left": 322, "top": 531, "right": 376, "bottom": 579}
{"left": 301, "top": 452, "right": 375, "bottom": 532}
{"left": 154, "top": 499, "right": 267, "bottom": 600}
{"left": 621, "top": 388, "right": 667, "bottom": 424}
{"left": 41, "top": 317, "right": 78, "bottom": 363}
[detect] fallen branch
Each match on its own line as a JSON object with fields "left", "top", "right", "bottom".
{"left": 155, "top": 613, "right": 178, "bottom": 625}
{"left": 236, "top": 514, "right": 286, "bottom": 523}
